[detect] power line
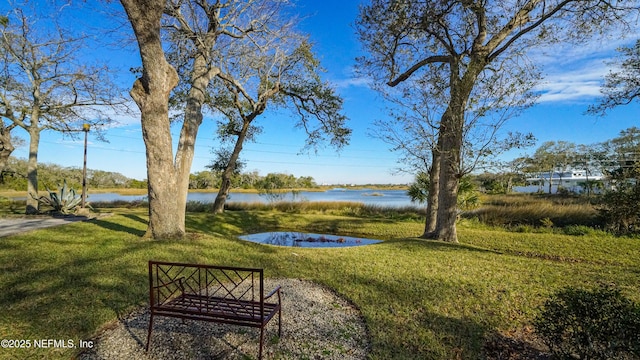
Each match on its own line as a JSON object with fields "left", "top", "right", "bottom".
{"left": 39, "top": 140, "right": 397, "bottom": 168}
{"left": 48, "top": 133, "right": 399, "bottom": 161}
{"left": 243, "top": 158, "right": 394, "bottom": 168}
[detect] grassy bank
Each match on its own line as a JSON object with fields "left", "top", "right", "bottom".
{"left": 1, "top": 208, "right": 638, "bottom": 359}
{"left": 464, "top": 193, "right": 601, "bottom": 228}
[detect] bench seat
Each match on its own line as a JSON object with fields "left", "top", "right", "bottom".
{"left": 154, "top": 294, "right": 280, "bottom": 325}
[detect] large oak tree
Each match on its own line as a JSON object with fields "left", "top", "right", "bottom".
{"left": 119, "top": 0, "right": 348, "bottom": 238}
{"left": 370, "top": 60, "right": 536, "bottom": 236}
{"left": 120, "top": 0, "right": 182, "bottom": 239}
{"left": 159, "top": 0, "right": 265, "bottom": 233}
{"left": 162, "top": 0, "right": 349, "bottom": 215}
{"left": 207, "top": 40, "right": 349, "bottom": 213}
{"left": 357, "top": 0, "right": 640, "bottom": 242}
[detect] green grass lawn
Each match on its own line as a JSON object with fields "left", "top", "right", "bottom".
{"left": 1, "top": 209, "right": 639, "bottom": 359}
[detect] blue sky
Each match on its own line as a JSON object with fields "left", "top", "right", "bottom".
{"left": 6, "top": 1, "right": 640, "bottom": 185}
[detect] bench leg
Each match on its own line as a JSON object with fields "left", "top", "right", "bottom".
{"left": 278, "top": 290, "right": 282, "bottom": 337}
{"left": 278, "top": 305, "right": 282, "bottom": 337}
{"left": 145, "top": 313, "right": 154, "bottom": 351}
{"left": 259, "top": 327, "right": 264, "bottom": 360}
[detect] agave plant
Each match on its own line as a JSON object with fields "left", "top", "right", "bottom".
{"left": 34, "top": 180, "right": 84, "bottom": 214}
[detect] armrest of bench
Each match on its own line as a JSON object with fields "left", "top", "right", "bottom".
{"left": 265, "top": 285, "right": 281, "bottom": 302}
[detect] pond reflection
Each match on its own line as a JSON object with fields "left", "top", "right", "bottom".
{"left": 238, "top": 232, "right": 382, "bottom": 248}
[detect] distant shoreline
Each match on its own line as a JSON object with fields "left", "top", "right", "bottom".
{"left": 0, "top": 184, "right": 409, "bottom": 198}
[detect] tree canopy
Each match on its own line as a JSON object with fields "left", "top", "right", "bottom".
{"left": 162, "top": 0, "right": 349, "bottom": 214}
{"left": 589, "top": 39, "right": 640, "bottom": 115}
{"left": 0, "top": 4, "right": 126, "bottom": 213}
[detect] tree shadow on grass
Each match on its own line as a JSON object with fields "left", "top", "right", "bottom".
{"left": 0, "top": 242, "right": 154, "bottom": 355}
{"left": 293, "top": 217, "right": 402, "bottom": 240}
{"left": 0, "top": 220, "right": 290, "bottom": 359}
{"left": 91, "top": 218, "right": 146, "bottom": 237}
{"left": 302, "top": 216, "right": 504, "bottom": 256}
{"left": 335, "top": 258, "right": 550, "bottom": 359}
{"left": 341, "top": 272, "right": 491, "bottom": 359}
{"left": 407, "top": 312, "right": 551, "bottom": 360}
{"left": 185, "top": 211, "right": 282, "bottom": 237}
{"left": 121, "top": 213, "right": 148, "bottom": 226}
{"left": 383, "top": 238, "right": 504, "bottom": 255}
{"left": 484, "top": 329, "right": 552, "bottom": 360}
{"left": 419, "top": 313, "right": 487, "bottom": 359}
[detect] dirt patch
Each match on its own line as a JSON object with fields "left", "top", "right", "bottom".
{"left": 484, "top": 327, "right": 551, "bottom": 360}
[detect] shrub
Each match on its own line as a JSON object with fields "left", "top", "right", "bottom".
{"left": 90, "top": 199, "right": 148, "bottom": 209}
{"left": 540, "top": 217, "right": 554, "bottom": 228}
{"left": 34, "top": 180, "right": 85, "bottom": 214}
{"left": 562, "top": 225, "right": 594, "bottom": 236}
{"left": 513, "top": 224, "right": 534, "bottom": 233}
{"left": 463, "top": 194, "right": 601, "bottom": 229}
{"left": 534, "top": 285, "right": 640, "bottom": 359}
{"left": 599, "top": 184, "right": 640, "bottom": 235}
{"left": 185, "top": 201, "right": 210, "bottom": 213}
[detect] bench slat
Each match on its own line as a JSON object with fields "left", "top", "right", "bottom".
{"left": 156, "top": 296, "right": 278, "bottom": 321}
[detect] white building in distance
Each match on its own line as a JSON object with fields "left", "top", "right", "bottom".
{"left": 514, "top": 170, "right": 604, "bottom": 194}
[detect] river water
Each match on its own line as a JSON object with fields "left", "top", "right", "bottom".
{"left": 79, "top": 188, "right": 417, "bottom": 208}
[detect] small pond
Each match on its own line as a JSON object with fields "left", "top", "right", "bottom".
{"left": 238, "top": 232, "right": 382, "bottom": 248}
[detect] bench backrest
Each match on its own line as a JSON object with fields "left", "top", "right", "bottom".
{"left": 149, "top": 261, "right": 265, "bottom": 308}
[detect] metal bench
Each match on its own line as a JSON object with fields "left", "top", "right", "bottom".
{"left": 146, "top": 260, "right": 282, "bottom": 359}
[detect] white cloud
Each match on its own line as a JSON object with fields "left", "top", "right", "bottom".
{"left": 99, "top": 102, "right": 140, "bottom": 128}
{"left": 333, "top": 76, "right": 372, "bottom": 89}
{"left": 334, "top": 32, "right": 640, "bottom": 105}
{"left": 534, "top": 61, "right": 612, "bottom": 103}
{"left": 530, "top": 26, "right": 640, "bottom": 103}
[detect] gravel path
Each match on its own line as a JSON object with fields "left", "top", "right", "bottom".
{"left": 79, "top": 278, "right": 370, "bottom": 360}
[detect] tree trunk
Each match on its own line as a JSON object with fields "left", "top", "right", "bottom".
{"left": 433, "top": 62, "right": 484, "bottom": 243}
{"left": 140, "top": 106, "right": 182, "bottom": 239}
{"left": 25, "top": 125, "right": 40, "bottom": 214}
{"left": 121, "top": 0, "right": 182, "bottom": 239}
{"left": 558, "top": 173, "right": 563, "bottom": 193}
{"left": 434, "top": 108, "right": 462, "bottom": 243}
{"left": 175, "top": 54, "right": 217, "bottom": 220}
{"left": 585, "top": 170, "right": 590, "bottom": 197}
{"left": 0, "top": 126, "right": 15, "bottom": 183}
{"left": 213, "top": 122, "right": 250, "bottom": 213}
{"left": 421, "top": 147, "right": 440, "bottom": 238}
{"left": 212, "top": 177, "right": 231, "bottom": 214}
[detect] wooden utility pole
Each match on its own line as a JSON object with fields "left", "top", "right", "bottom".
{"left": 82, "top": 123, "right": 89, "bottom": 208}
